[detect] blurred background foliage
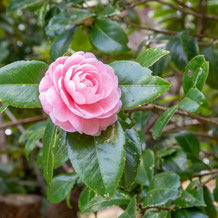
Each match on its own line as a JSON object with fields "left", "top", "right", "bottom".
{"left": 0, "top": 0, "right": 218, "bottom": 217}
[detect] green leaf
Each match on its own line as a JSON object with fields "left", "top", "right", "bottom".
{"left": 182, "top": 55, "right": 209, "bottom": 94}
{"left": 143, "top": 210, "right": 171, "bottom": 218}
{"left": 0, "top": 61, "right": 48, "bottom": 108}
{"left": 90, "top": 18, "right": 129, "bottom": 53}
{"left": 47, "top": 173, "right": 78, "bottom": 203}
{"left": 175, "top": 131, "right": 200, "bottom": 155}
{"left": 214, "top": 178, "right": 218, "bottom": 202}
{"left": 25, "top": 128, "right": 45, "bottom": 158}
{"left": 50, "top": 27, "right": 77, "bottom": 61}
{"left": 120, "top": 128, "right": 141, "bottom": 190}
{"left": 67, "top": 122, "right": 125, "bottom": 197}
{"left": 162, "top": 149, "right": 191, "bottom": 179}
{"left": 202, "top": 45, "right": 218, "bottom": 89}
{"left": 111, "top": 61, "right": 171, "bottom": 109}
{"left": 174, "top": 208, "right": 209, "bottom": 218}
{"left": 53, "top": 129, "right": 68, "bottom": 169}
{"left": 136, "top": 149, "right": 155, "bottom": 186}
{"left": 174, "top": 181, "right": 205, "bottom": 208}
{"left": 152, "top": 105, "right": 178, "bottom": 140}
{"left": 79, "top": 188, "right": 131, "bottom": 213}
{"left": 7, "top": 0, "right": 42, "bottom": 12}
{"left": 0, "top": 104, "right": 8, "bottom": 113}
{"left": 179, "top": 88, "right": 210, "bottom": 115}
{"left": 150, "top": 56, "right": 168, "bottom": 76}
{"left": 42, "top": 119, "right": 58, "bottom": 186}
{"left": 167, "top": 31, "right": 199, "bottom": 72}
{"left": 143, "top": 171, "right": 180, "bottom": 207}
{"left": 136, "top": 48, "right": 169, "bottom": 67}
{"left": 37, "top": 2, "right": 49, "bottom": 27}
{"left": 46, "top": 10, "right": 94, "bottom": 33}
{"left": 119, "top": 196, "right": 136, "bottom": 218}
{"left": 202, "top": 187, "right": 217, "bottom": 218}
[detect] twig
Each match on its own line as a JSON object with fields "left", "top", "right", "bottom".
{"left": 198, "top": 172, "right": 218, "bottom": 188}
{"left": 113, "top": 17, "right": 218, "bottom": 41}
{"left": 172, "top": 0, "right": 198, "bottom": 12}
{"left": 194, "top": 169, "right": 218, "bottom": 177}
{"left": 123, "top": 0, "right": 218, "bottom": 22}
{"left": 124, "top": 104, "right": 218, "bottom": 128}
{"left": 0, "top": 116, "right": 47, "bottom": 130}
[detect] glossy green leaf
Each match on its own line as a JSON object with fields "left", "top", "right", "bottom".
{"left": 136, "top": 149, "right": 155, "bottom": 186}
{"left": 143, "top": 171, "right": 180, "bottom": 206}
{"left": 119, "top": 196, "right": 136, "bottom": 218}
{"left": 202, "top": 187, "right": 217, "bottom": 218}
{"left": 162, "top": 149, "right": 191, "bottom": 179}
{"left": 157, "top": 148, "right": 177, "bottom": 159}
{"left": 136, "top": 48, "right": 169, "bottom": 67}
{"left": 182, "top": 55, "right": 209, "bottom": 94}
{"left": 214, "top": 178, "right": 218, "bottom": 202}
{"left": 42, "top": 120, "right": 58, "bottom": 186}
{"left": 174, "top": 208, "right": 209, "bottom": 218}
{"left": 47, "top": 172, "right": 78, "bottom": 203}
{"left": 0, "top": 60, "right": 47, "bottom": 108}
{"left": 79, "top": 187, "right": 131, "bottom": 213}
{"left": 179, "top": 88, "right": 210, "bottom": 115}
{"left": 7, "top": 0, "right": 42, "bottom": 12}
{"left": 53, "top": 129, "right": 68, "bottom": 169}
{"left": 50, "top": 27, "right": 77, "bottom": 61}
{"left": 152, "top": 105, "right": 178, "bottom": 140}
{"left": 90, "top": 18, "right": 129, "bottom": 53}
{"left": 25, "top": 128, "right": 45, "bottom": 158}
{"left": 175, "top": 131, "right": 200, "bottom": 155}
{"left": 111, "top": 61, "right": 171, "bottom": 109}
{"left": 67, "top": 122, "right": 125, "bottom": 197}
{"left": 0, "top": 61, "right": 47, "bottom": 84}
{"left": 167, "top": 31, "right": 199, "bottom": 72}
{"left": 143, "top": 210, "right": 171, "bottom": 218}
{"left": 120, "top": 128, "right": 141, "bottom": 190}
{"left": 0, "top": 104, "right": 8, "bottom": 113}
{"left": 47, "top": 10, "right": 94, "bottom": 33}
{"left": 202, "top": 45, "right": 218, "bottom": 89}
{"left": 174, "top": 181, "right": 205, "bottom": 207}
{"left": 37, "top": 2, "right": 49, "bottom": 27}
{"left": 150, "top": 56, "right": 168, "bottom": 76}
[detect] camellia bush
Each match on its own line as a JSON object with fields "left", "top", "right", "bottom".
{"left": 0, "top": 0, "right": 218, "bottom": 217}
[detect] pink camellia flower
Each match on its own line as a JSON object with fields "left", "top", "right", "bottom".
{"left": 39, "top": 51, "right": 122, "bottom": 136}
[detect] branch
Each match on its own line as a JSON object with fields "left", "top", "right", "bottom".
{"left": 172, "top": 0, "right": 199, "bottom": 13}
{"left": 124, "top": 104, "right": 218, "bottom": 128}
{"left": 194, "top": 169, "right": 218, "bottom": 177}
{"left": 198, "top": 172, "right": 218, "bottom": 188}
{"left": 113, "top": 17, "right": 218, "bottom": 41}
{"left": 0, "top": 116, "right": 47, "bottom": 130}
{"left": 123, "top": 0, "right": 218, "bottom": 22}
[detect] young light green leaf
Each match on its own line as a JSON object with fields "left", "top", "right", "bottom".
{"left": 111, "top": 61, "right": 171, "bottom": 109}
{"left": 0, "top": 104, "right": 8, "bottom": 113}
{"left": 174, "top": 181, "right": 205, "bottom": 207}
{"left": 7, "top": 0, "right": 42, "bottom": 12}
{"left": 179, "top": 88, "right": 210, "bottom": 115}
{"left": 182, "top": 55, "right": 209, "bottom": 94}
{"left": 152, "top": 105, "right": 178, "bottom": 140}
{"left": 136, "top": 149, "right": 155, "bottom": 186}
{"left": 50, "top": 27, "right": 77, "bottom": 61}
{"left": 120, "top": 128, "right": 141, "bottom": 190}
{"left": 167, "top": 31, "right": 199, "bottom": 72}
{"left": 175, "top": 131, "right": 200, "bottom": 155}
{"left": 143, "top": 171, "right": 180, "bottom": 207}
{"left": 90, "top": 18, "right": 129, "bottom": 53}
{"left": 119, "top": 196, "right": 136, "bottom": 218}
{"left": 67, "top": 122, "right": 125, "bottom": 197}
{"left": 136, "top": 48, "right": 169, "bottom": 67}
{"left": 42, "top": 120, "right": 58, "bottom": 186}
{"left": 0, "top": 60, "right": 47, "bottom": 108}
{"left": 79, "top": 187, "right": 131, "bottom": 214}
{"left": 47, "top": 173, "right": 78, "bottom": 203}
{"left": 53, "top": 129, "right": 68, "bottom": 169}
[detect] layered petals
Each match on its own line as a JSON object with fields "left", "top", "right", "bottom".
{"left": 39, "top": 52, "right": 122, "bottom": 136}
